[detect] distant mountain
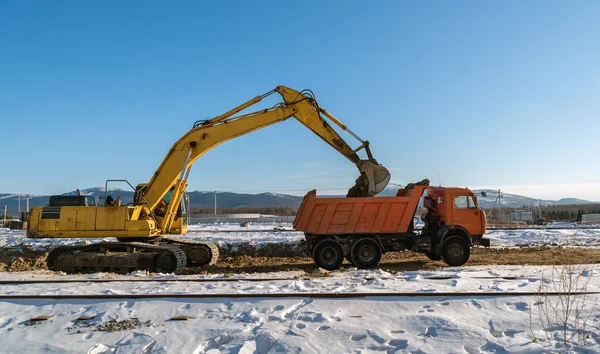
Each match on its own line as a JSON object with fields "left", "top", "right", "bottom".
{"left": 62, "top": 187, "right": 135, "bottom": 203}
{"left": 0, "top": 188, "right": 136, "bottom": 216}
{"left": 473, "top": 189, "right": 594, "bottom": 209}
{"left": 379, "top": 185, "right": 596, "bottom": 209}
{"left": 0, "top": 188, "right": 304, "bottom": 215}
{"left": 0, "top": 193, "right": 53, "bottom": 216}
{"left": 187, "top": 191, "right": 303, "bottom": 209}
{"left": 553, "top": 198, "right": 593, "bottom": 205}
{"left": 0, "top": 185, "right": 596, "bottom": 216}
{"left": 377, "top": 183, "right": 404, "bottom": 197}
{"left": 320, "top": 183, "right": 404, "bottom": 198}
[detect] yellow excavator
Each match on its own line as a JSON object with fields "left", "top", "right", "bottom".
{"left": 27, "top": 86, "right": 391, "bottom": 273}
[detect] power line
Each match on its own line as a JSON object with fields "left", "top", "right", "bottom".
{"left": 193, "top": 188, "right": 353, "bottom": 193}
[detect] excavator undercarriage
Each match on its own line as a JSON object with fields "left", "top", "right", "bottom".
{"left": 46, "top": 239, "right": 218, "bottom": 274}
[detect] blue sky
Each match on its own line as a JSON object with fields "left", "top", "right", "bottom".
{"left": 1, "top": 1, "right": 599, "bottom": 200}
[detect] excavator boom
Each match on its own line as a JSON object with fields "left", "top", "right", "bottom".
{"left": 139, "top": 86, "right": 390, "bottom": 231}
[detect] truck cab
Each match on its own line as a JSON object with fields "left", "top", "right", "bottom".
{"left": 425, "top": 188, "right": 487, "bottom": 236}
{"left": 423, "top": 187, "right": 489, "bottom": 256}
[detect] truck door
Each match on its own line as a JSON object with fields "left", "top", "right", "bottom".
{"left": 451, "top": 194, "right": 483, "bottom": 236}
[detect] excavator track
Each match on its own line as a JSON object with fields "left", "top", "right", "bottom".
{"left": 162, "top": 238, "right": 219, "bottom": 267}
{"left": 46, "top": 242, "right": 187, "bottom": 274}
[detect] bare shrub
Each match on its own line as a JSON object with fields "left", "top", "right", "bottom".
{"left": 529, "top": 263, "right": 597, "bottom": 348}
{"left": 566, "top": 230, "right": 580, "bottom": 247}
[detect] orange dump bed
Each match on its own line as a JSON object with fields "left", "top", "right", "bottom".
{"left": 293, "top": 186, "right": 426, "bottom": 235}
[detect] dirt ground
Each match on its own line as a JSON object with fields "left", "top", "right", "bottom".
{"left": 3, "top": 246, "right": 598, "bottom": 275}
{"left": 188, "top": 247, "right": 600, "bottom": 275}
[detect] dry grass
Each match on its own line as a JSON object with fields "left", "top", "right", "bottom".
{"left": 187, "top": 247, "right": 600, "bottom": 275}
{"left": 469, "top": 247, "right": 600, "bottom": 266}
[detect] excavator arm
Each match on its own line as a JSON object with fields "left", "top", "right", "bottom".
{"left": 136, "top": 86, "right": 391, "bottom": 231}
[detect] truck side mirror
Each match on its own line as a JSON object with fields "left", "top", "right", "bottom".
{"left": 481, "top": 191, "right": 487, "bottom": 198}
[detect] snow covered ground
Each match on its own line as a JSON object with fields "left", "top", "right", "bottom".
{"left": 2, "top": 222, "right": 600, "bottom": 251}
{"left": 1, "top": 265, "right": 600, "bottom": 353}
{"left": 487, "top": 227, "right": 600, "bottom": 248}
{"left": 2, "top": 223, "right": 600, "bottom": 352}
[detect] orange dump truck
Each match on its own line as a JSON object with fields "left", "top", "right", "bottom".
{"left": 293, "top": 185, "right": 489, "bottom": 270}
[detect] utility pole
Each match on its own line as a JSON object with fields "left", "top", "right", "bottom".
{"left": 498, "top": 189, "right": 503, "bottom": 223}
{"left": 490, "top": 189, "right": 505, "bottom": 224}
{"left": 17, "top": 195, "right": 21, "bottom": 215}
{"left": 3, "top": 205, "right": 6, "bottom": 226}
{"left": 25, "top": 195, "right": 30, "bottom": 221}
{"left": 214, "top": 191, "right": 217, "bottom": 215}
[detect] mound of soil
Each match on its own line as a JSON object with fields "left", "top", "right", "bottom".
{"left": 0, "top": 247, "right": 48, "bottom": 272}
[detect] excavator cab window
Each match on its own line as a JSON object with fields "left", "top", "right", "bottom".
{"left": 176, "top": 193, "right": 189, "bottom": 226}
{"left": 163, "top": 190, "right": 173, "bottom": 204}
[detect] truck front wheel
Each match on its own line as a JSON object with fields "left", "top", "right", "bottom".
{"left": 442, "top": 236, "right": 470, "bottom": 266}
{"left": 351, "top": 238, "right": 382, "bottom": 269}
{"left": 312, "top": 240, "right": 344, "bottom": 271}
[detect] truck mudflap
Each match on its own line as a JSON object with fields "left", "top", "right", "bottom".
{"left": 412, "top": 236, "right": 432, "bottom": 253}
{"left": 471, "top": 235, "right": 490, "bottom": 247}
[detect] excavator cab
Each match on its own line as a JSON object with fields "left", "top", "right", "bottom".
{"left": 133, "top": 183, "right": 189, "bottom": 234}
{"left": 167, "top": 191, "right": 189, "bottom": 235}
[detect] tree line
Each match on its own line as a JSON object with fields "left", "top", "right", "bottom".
{"left": 191, "top": 204, "right": 600, "bottom": 221}
{"left": 540, "top": 204, "right": 600, "bottom": 221}
{"left": 489, "top": 203, "right": 600, "bottom": 222}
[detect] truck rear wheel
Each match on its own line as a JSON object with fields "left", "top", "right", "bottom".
{"left": 442, "top": 236, "right": 470, "bottom": 266}
{"left": 312, "top": 240, "right": 344, "bottom": 271}
{"left": 351, "top": 238, "right": 382, "bottom": 269}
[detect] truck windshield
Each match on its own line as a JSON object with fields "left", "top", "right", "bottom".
{"left": 469, "top": 195, "right": 478, "bottom": 208}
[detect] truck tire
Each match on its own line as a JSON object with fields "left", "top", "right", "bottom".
{"left": 350, "top": 238, "right": 382, "bottom": 269}
{"left": 442, "top": 236, "right": 470, "bottom": 266}
{"left": 312, "top": 240, "right": 344, "bottom": 271}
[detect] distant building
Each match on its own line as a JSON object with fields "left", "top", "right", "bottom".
{"left": 582, "top": 214, "right": 600, "bottom": 223}
{"left": 509, "top": 210, "right": 535, "bottom": 223}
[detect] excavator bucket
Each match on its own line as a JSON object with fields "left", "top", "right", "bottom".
{"left": 370, "top": 164, "right": 391, "bottom": 194}
{"left": 347, "top": 161, "right": 391, "bottom": 197}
